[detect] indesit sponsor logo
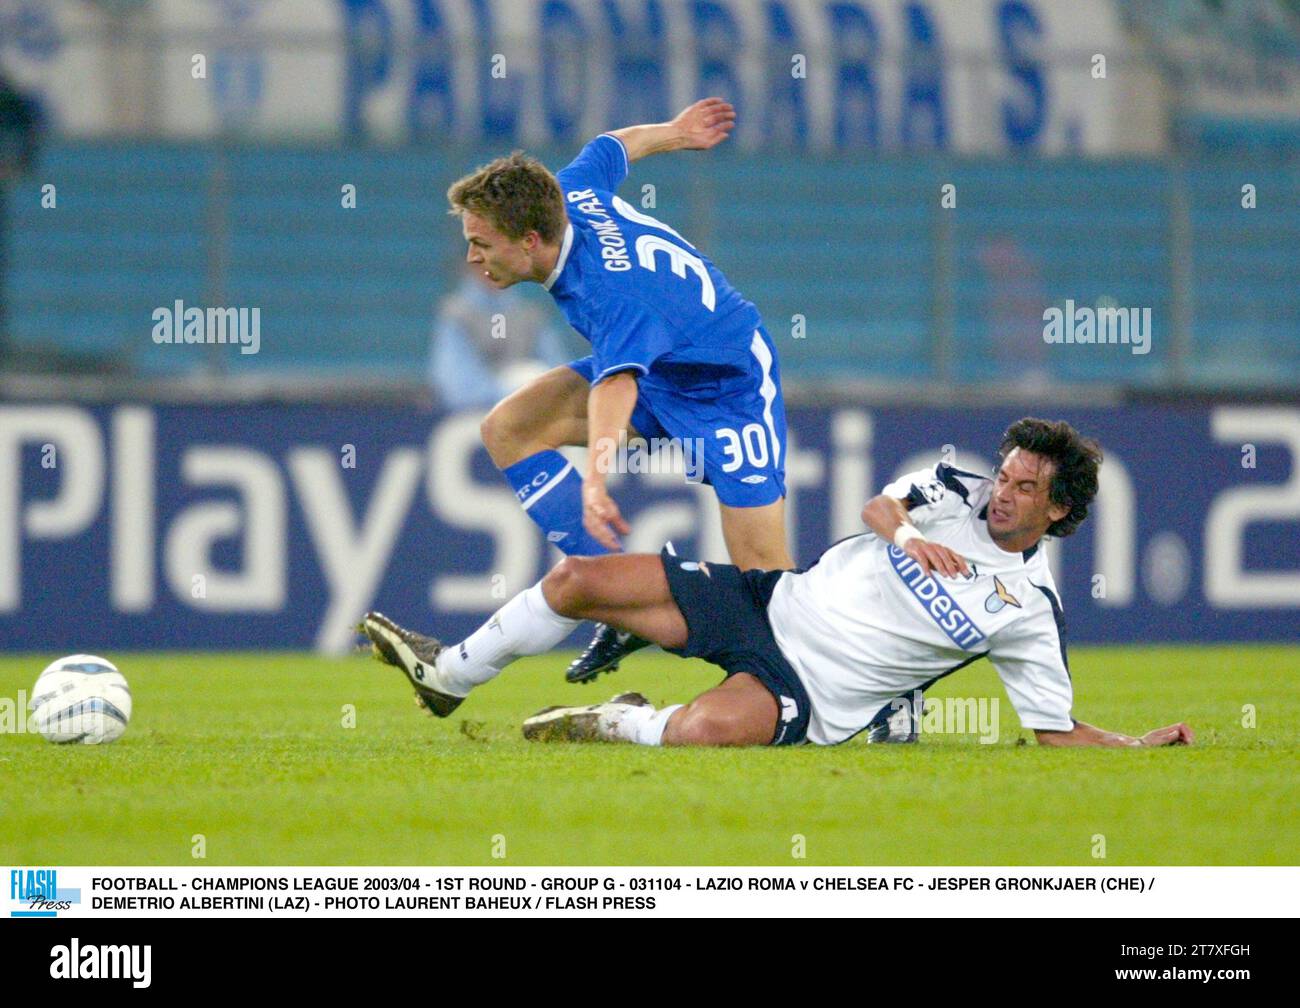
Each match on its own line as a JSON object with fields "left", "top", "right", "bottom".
{"left": 887, "top": 545, "right": 987, "bottom": 649}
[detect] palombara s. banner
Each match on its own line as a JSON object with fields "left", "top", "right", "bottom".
{"left": 23, "top": 0, "right": 1140, "bottom": 154}
{"left": 0, "top": 404, "right": 1296, "bottom": 652}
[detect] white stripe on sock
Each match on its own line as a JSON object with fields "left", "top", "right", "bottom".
{"left": 520, "top": 460, "right": 575, "bottom": 512}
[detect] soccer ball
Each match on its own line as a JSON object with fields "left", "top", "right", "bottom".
{"left": 28, "top": 654, "right": 132, "bottom": 744}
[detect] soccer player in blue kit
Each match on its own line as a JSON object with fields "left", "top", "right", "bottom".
{"left": 445, "top": 97, "right": 799, "bottom": 686}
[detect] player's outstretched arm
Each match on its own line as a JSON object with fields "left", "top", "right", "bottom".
{"left": 1034, "top": 720, "right": 1195, "bottom": 747}
{"left": 608, "top": 97, "right": 736, "bottom": 163}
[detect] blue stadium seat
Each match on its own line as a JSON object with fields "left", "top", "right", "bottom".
{"left": 6, "top": 141, "right": 1298, "bottom": 387}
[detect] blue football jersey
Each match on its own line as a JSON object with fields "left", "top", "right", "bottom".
{"left": 547, "top": 134, "right": 765, "bottom": 388}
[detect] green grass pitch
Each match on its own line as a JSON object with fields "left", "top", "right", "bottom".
{"left": 1, "top": 646, "right": 1296, "bottom": 866}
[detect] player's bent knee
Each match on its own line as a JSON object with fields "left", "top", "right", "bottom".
{"left": 480, "top": 401, "right": 522, "bottom": 464}
{"left": 541, "top": 556, "right": 608, "bottom": 617}
{"left": 481, "top": 396, "right": 579, "bottom": 468}
{"left": 541, "top": 557, "right": 584, "bottom": 616}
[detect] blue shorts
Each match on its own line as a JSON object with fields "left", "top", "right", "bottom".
{"left": 567, "top": 329, "right": 787, "bottom": 508}
{"left": 660, "top": 548, "right": 810, "bottom": 746}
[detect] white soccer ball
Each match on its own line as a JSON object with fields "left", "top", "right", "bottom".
{"left": 29, "top": 654, "right": 132, "bottom": 744}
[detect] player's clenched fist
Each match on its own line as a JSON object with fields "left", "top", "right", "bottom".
{"left": 903, "top": 538, "right": 970, "bottom": 578}
{"left": 583, "top": 482, "right": 631, "bottom": 552}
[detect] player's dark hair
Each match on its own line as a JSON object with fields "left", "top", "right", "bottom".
{"left": 998, "top": 418, "right": 1102, "bottom": 537}
{"left": 446, "top": 151, "right": 566, "bottom": 243}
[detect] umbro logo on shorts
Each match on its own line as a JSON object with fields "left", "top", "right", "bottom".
{"left": 740, "top": 474, "right": 768, "bottom": 484}
{"left": 780, "top": 695, "right": 798, "bottom": 723}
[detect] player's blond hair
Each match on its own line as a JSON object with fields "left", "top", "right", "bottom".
{"left": 446, "top": 151, "right": 567, "bottom": 243}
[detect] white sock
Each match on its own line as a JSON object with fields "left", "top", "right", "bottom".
{"left": 606, "top": 703, "right": 683, "bottom": 746}
{"left": 437, "top": 582, "right": 580, "bottom": 696}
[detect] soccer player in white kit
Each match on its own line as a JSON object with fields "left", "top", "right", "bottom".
{"left": 360, "top": 418, "right": 1193, "bottom": 749}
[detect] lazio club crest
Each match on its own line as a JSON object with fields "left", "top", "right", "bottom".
{"left": 984, "top": 575, "right": 1022, "bottom": 614}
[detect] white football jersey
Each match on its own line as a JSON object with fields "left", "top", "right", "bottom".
{"left": 766, "top": 463, "right": 1075, "bottom": 745}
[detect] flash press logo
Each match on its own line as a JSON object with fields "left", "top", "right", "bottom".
{"left": 50, "top": 939, "right": 152, "bottom": 988}
{"left": 9, "top": 869, "right": 80, "bottom": 917}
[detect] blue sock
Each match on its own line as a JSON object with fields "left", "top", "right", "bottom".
{"left": 503, "top": 450, "right": 609, "bottom": 556}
